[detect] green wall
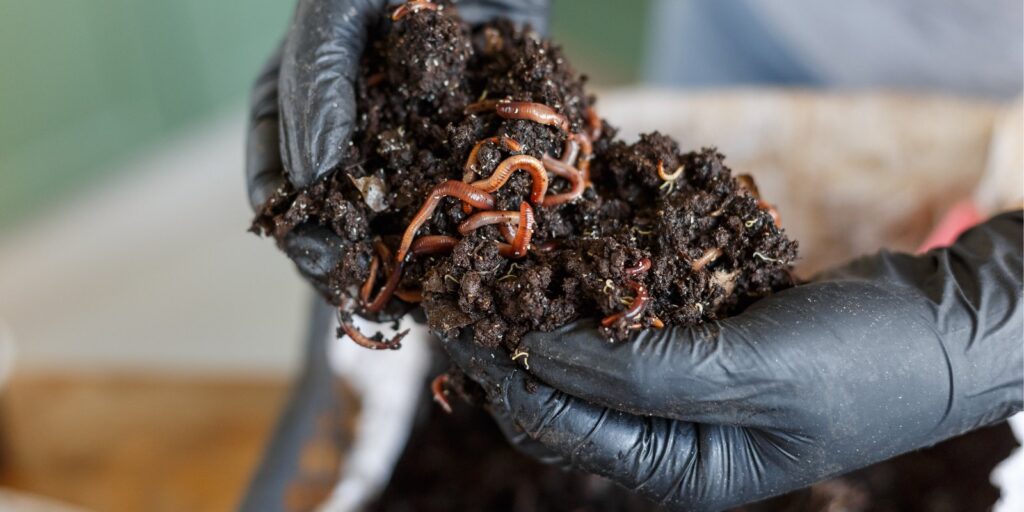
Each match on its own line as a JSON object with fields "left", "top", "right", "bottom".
{"left": 551, "top": 0, "right": 650, "bottom": 85}
{"left": 0, "top": 0, "right": 292, "bottom": 229}
{"left": 0, "top": 0, "right": 648, "bottom": 230}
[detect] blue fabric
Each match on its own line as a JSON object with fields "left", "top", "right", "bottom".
{"left": 645, "top": 0, "right": 1023, "bottom": 99}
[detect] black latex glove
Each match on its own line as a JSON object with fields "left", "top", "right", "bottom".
{"left": 443, "top": 211, "right": 1024, "bottom": 511}
{"left": 245, "top": 0, "right": 550, "bottom": 294}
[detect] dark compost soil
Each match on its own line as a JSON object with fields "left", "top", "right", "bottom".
{"left": 252, "top": 1, "right": 798, "bottom": 352}
{"left": 369, "top": 369, "right": 1018, "bottom": 512}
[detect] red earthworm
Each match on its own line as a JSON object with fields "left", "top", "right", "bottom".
{"left": 470, "top": 154, "right": 548, "bottom": 205}
{"left": 691, "top": 247, "right": 722, "bottom": 271}
{"left": 396, "top": 180, "right": 495, "bottom": 264}
{"left": 340, "top": 321, "right": 407, "bottom": 350}
{"left": 394, "top": 288, "right": 423, "bottom": 303}
{"left": 391, "top": 0, "right": 438, "bottom": 21}
{"left": 586, "top": 107, "right": 602, "bottom": 141}
{"left": 573, "top": 133, "right": 593, "bottom": 183}
{"left": 624, "top": 257, "right": 652, "bottom": 277}
{"left": 497, "top": 101, "right": 571, "bottom": 133}
{"left": 365, "top": 72, "right": 385, "bottom": 87}
{"left": 464, "top": 98, "right": 502, "bottom": 114}
{"left": 601, "top": 280, "right": 649, "bottom": 327}
{"left": 458, "top": 210, "right": 521, "bottom": 236}
{"left": 540, "top": 155, "right": 584, "bottom": 207}
{"left": 535, "top": 240, "right": 562, "bottom": 253}
{"left": 411, "top": 235, "right": 459, "bottom": 256}
{"left": 737, "top": 174, "right": 781, "bottom": 227}
{"left": 541, "top": 154, "right": 577, "bottom": 181}
{"left": 559, "top": 137, "right": 580, "bottom": 165}
{"left": 498, "top": 223, "right": 517, "bottom": 244}
{"left": 464, "top": 100, "right": 570, "bottom": 133}
{"left": 497, "top": 202, "right": 534, "bottom": 258}
{"left": 374, "top": 239, "right": 395, "bottom": 274}
{"left": 736, "top": 174, "right": 761, "bottom": 199}
{"left": 462, "top": 136, "right": 522, "bottom": 183}
{"left": 365, "top": 260, "right": 405, "bottom": 313}
{"left": 359, "top": 253, "right": 381, "bottom": 304}
{"left": 360, "top": 239, "right": 397, "bottom": 306}
{"left": 758, "top": 200, "right": 782, "bottom": 228}
{"left": 431, "top": 373, "right": 453, "bottom": 413}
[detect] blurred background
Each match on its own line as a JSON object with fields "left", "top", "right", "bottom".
{"left": 0, "top": 1, "right": 1020, "bottom": 511}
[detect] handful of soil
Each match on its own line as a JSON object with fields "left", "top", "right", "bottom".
{"left": 254, "top": 1, "right": 797, "bottom": 354}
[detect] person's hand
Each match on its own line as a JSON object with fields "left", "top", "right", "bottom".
{"left": 245, "top": 0, "right": 550, "bottom": 296}
{"left": 443, "top": 211, "right": 1024, "bottom": 511}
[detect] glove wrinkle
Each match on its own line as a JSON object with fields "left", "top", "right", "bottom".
{"left": 246, "top": 118, "right": 286, "bottom": 210}
{"left": 250, "top": 46, "right": 282, "bottom": 122}
{"left": 280, "top": 0, "right": 384, "bottom": 188}
{"left": 282, "top": 224, "right": 347, "bottom": 295}
{"left": 246, "top": 48, "right": 286, "bottom": 211}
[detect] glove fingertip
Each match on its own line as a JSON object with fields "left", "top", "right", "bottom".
{"left": 440, "top": 329, "right": 516, "bottom": 391}
{"left": 246, "top": 117, "right": 286, "bottom": 211}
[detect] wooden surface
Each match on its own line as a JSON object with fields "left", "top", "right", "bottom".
{"left": 0, "top": 374, "right": 288, "bottom": 512}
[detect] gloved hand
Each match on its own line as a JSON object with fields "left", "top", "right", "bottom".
{"left": 245, "top": 0, "right": 550, "bottom": 295}
{"left": 443, "top": 211, "right": 1024, "bottom": 511}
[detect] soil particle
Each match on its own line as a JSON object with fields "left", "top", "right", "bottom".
{"left": 371, "top": 372, "right": 1017, "bottom": 511}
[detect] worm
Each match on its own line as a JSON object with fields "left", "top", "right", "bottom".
{"left": 396, "top": 180, "right": 495, "bottom": 264}
{"left": 657, "top": 160, "right": 683, "bottom": 181}
{"left": 411, "top": 235, "right": 459, "bottom": 256}
{"left": 464, "top": 100, "right": 570, "bottom": 133}
{"left": 539, "top": 155, "right": 584, "bottom": 207}
{"left": 340, "top": 321, "right": 407, "bottom": 350}
{"left": 559, "top": 137, "right": 580, "bottom": 166}
{"left": 458, "top": 210, "right": 521, "bottom": 236}
{"left": 601, "top": 280, "right": 649, "bottom": 327}
{"left": 464, "top": 99, "right": 502, "bottom": 114}
{"left": 365, "top": 72, "right": 385, "bottom": 88}
{"left": 373, "top": 239, "right": 396, "bottom": 282}
{"left": 691, "top": 247, "right": 722, "bottom": 271}
{"left": 573, "top": 133, "right": 593, "bottom": 183}
{"left": 586, "top": 107, "right": 602, "bottom": 141}
{"left": 534, "top": 240, "right": 562, "bottom": 253}
{"left": 431, "top": 373, "right": 452, "bottom": 413}
{"left": 394, "top": 288, "right": 423, "bottom": 303}
{"left": 737, "top": 174, "right": 781, "bottom": 227}
{"left": 460, "top": 203, "right": 534, "bottom": 257}
{"left": 359, "top": 253, "right": 381, "bottom": 304}
{"left": 463, "top": 136, "right": 522, "bottom": 183}
{"left": 497, "top": 202, "right": 535, "bottom": 258}
{"left": 736, "top": 174, "right": 761, "bottom": 199}
{"left": 624, "top": 257, "right": 652, "bottom": 277}
{"left": 361, "top": 240, "right": 398, "bottom": 308}
{"left": 497, "top": 102, "right": 571, "bottom": 132}
{"left": 470, "top": 154, "right": 549, "bottom": 205}
{"left": 759, "top": 200, "right": 782, "bottom": 227}
{"left": 364, "top": 260, "right": 406, "bottom": 313}
{"left": 498, "top": 223, "right": 517, "bottom": 244}
{"left": 391, "top": 0, "right": 438, "bottom": 21}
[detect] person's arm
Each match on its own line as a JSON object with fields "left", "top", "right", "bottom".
{"left": 245, "top": 0, "right": 551, "bottom": 298}
{"left": 444, "top": 211, "right": 1024, "bottom": 511}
